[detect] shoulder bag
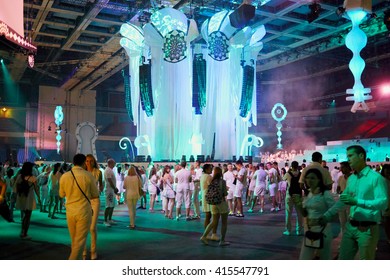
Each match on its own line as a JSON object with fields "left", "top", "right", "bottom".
{"left": 71, "top": 170, "right": 93, "bottom": 216}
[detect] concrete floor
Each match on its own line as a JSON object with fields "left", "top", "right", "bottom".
{"left": 1, "top": 197, "right": 389, "bottom": 260}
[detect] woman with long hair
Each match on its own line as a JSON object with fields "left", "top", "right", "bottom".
{"left": 161, "top": 166, "right": 175, "bottom": 219}
{"left": 123, "top": 166, "right": 143, "bottom": 229}
{"left": 299, "top": 168, "right": 336, "bottom": 260}
{"left": 15, "top": 162, "right": 41, "bottom": 239}
{"left": 83, "top": 154, "right": 103, "bottom": 260}
{"left": 147, "top": 167, "right": 159, "bottom": 212}
{"left": 47, "top": 162, "right": 61, "bottom": 219}
{"left": 200, "top": 166, "right": 230, "bottom": 246}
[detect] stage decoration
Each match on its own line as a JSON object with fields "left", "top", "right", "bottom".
{"left": 208, "top": 31, "right": 230, "bottom": 61}
{"left": 142, "top": 8, "right": 198, "bottom": 160}
{"left": 240, "top": 134, "right": 264, "bottom": 156}
{"left": 163, "top": 30, "right": 187, "bottom": 63}
{"left": 122, "top": 69, "right": 133, "bottom": 122}
{"left": 54, "top": 106, "right": 64, "bottom": 154}
{"left": 271, "top": 103, "right": 287, "bottom": 150}
{"left": 119, "top": 137, "right": 135, "bottom": 161}
{"left": 120, "top": 22, "right": 147, "bottom": 128}
{"left": 345, "top": 6, "right": 372, "bottom": 112}
{"left": 134, "top": 135, "right": 152, "bottom": 156}
{"left": 239, "top": 24, "right": 265, "bottom": 122}
{"left": 75, "top": 122, "right": 98, "bottom": 160}
{"left": 139, "top": 63, "right": 154, "bottom": 117}
{"left": 150, "top": 9, "right": 187, "bottom": 37}
{"left": 239, "top": 64, "right": 255, "bottom": 118}
{"left": 0, "top": 20, "right": 37, "bottom": 52}
{"left": 189, "top": 132, "right": 204, "bottom": 157}
{"left": 192, "top": 53, "right": 207, "bottom": 114}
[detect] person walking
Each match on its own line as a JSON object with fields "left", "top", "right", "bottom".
{"left": 320, "top": 145, "right": 388, "bottom": 260}
{"left": 15, "top": 162, "right": 41, "bottom": 239}
{"left": 200, "top": 167, "right": 230, "bottom": 246}
{"left": 123, "top": 165, "right": 143, "bottom": 229}
{"left": 59, "top": 154, "right": 99, "bottom": 260}
{"left": 83, "top": 154, "right": 103, "bottom": 260}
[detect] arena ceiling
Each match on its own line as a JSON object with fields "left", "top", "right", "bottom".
{"left": 0, "top": 0, "right": 389, "bottom": 92}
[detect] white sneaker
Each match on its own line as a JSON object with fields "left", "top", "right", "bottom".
{"left": 283, "top": 230, "right": 291, "bottom": 236}
{"left": 259, "top": 208, "right": 264, "bottom": 213}
{"left": 108, "top": 220, "right": 116, "bottom": 225}
{"left": 270, "top": 208, "right": 275, "bottom": 212}
{"left": 104, "top": 222, "right": 111, "bottom": 227}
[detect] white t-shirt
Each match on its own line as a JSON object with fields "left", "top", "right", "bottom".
{"left": 104, "top": 167, "right": 116, "bottom": 194}
{"left": 223, "top": 170, "right": 235, "bottom": 189}
{"left": 236, "top": 167, "right": 247, "bottom": 188}
{"left": 175, "top": 168, "right": 191, "bottom": 189}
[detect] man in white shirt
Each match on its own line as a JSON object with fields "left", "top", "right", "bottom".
{"left": 330, "top": 166, "right": 340, "bottom": 194}
{"left": 104, "top": 158, "right": 117, "bottom": 227}
{"left": 59, "top": 154, "right": 99, "bottom": 260}
{"left": 223, "top": 163, "right": 235, "bottom": 215}
{"left": 267, "top": 162, "right": 279, "bottom": 211}
{"left": 320, "top": 145, "right": 388, "bottom": 259}
{"left": 299, "top": 152, "right": 333, "bottom": 192}
{"left": 175, "top": 161, "right": 192, "bottom": 220}
{"left": 233, "top": 160, "right": 247, "bottom": 217}
{"left": 192, "top": 160, "right": 203, "bottom": 219}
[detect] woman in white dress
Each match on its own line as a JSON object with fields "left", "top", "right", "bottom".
{"left": 161, "top": 166, "right": 175, "bottom": 219}
{"left": 15, "top": 162, "right": 41, "bottom": 239}
{"left": 147, "top": 167, "right": 159, "bottom": 212}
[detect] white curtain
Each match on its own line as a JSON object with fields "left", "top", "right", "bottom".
{"left": 143, "top": 8, "right": 199, "bottom": 160}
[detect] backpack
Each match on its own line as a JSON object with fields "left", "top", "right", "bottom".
{"left": 288, "top": 171, "right": 301, "bottom": 196}
{"left": 205, "top": 179, "right": 223, "bottom": 205}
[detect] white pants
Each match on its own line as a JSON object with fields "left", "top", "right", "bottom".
{"left": 176, "top": 185, "right": 190, "bottom": 208}
{"left": 67, "top": 210, "right": 92, "bottom": 260}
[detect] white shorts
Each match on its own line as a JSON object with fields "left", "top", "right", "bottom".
{"left": 148, "top": 184, "right": 158, "bottom": 195}
{"left": 269, "top": 183, "right": 278, "bottom": 197}
{"left": 248, "top": 181, "right": 256, "bottom": 192}
{"left": 105, "top": 192, "right": 116, "bottom": 208}
{"left": 227, "top": 185, "right": 235, "bottom": 200}
{"left": 254, "top": 184, "right": 266, "bottom": 197}
{"left": 234, "top": 184, "right": 244, "bottom": 198}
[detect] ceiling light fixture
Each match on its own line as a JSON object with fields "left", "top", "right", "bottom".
{"left": 307, "top": 3, "right": 321, "bottom": 23}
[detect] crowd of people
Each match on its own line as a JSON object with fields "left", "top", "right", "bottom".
{"left": 0, "top": 144, "right": 389, "bottom": 260}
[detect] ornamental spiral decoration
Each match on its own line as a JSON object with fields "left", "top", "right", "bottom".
{"left": 208, "top": 31, "right": 229, "bottom": 61}
{"left": 163, "top": 30, "right": 187, "bottom": 63}
{"left": 271, "top": 103, "right": 287, "bottom": 150}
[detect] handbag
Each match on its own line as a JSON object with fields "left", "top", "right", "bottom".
{"left": 205, "top": 179, "right": 223, "bottom": 205}
{"left": 71, "top": 170, "right": 93, "bottom": 216}
{"left": 304, "top": 226, "right": 325, "bottom": 249}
